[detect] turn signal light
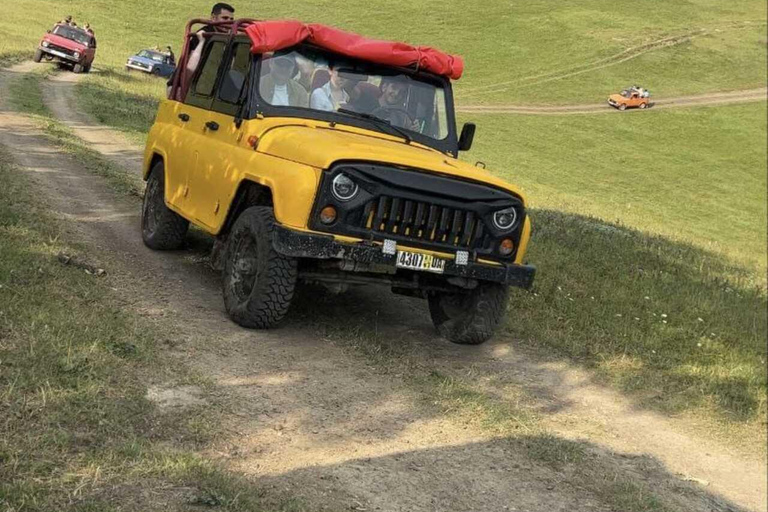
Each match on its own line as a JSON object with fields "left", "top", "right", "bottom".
{"left": 499, "top": 239, "right": 515, "bottom": 256}
{"left": 320, "top": 206, "right": 338, "bottom": 225}
{"left": 247, "top": 135, "right": 259, "bottom": 149}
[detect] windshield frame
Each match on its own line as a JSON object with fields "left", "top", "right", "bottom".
{"left": 247, "top": 43, "right": 460, "bottom": 155}
{"left": 52, "top": 25, "right": 92, "bottom": 46}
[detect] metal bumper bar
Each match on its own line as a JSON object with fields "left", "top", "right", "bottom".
{"left": 272, "top": 225, "right": 536, "bottom": 289}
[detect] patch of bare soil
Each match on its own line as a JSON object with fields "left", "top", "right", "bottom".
{"left": 146, "top": 385, "right": 206, "bottom": 411}
{"left": 0, "top": 63, "right": 764, "bottom": 511}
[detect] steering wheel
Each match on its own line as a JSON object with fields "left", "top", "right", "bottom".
{"left": 372, "top": 107, "right": 417, "bottom": 130}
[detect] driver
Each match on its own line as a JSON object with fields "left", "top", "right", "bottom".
{"left": 260, "top": 54, "right": 309, "bottom": 107}
{"left": 372, "top": 77, "right": 420, "bottom": 131}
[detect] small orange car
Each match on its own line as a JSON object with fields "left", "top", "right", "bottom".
{"left": 608, "top": 86, "right": 650, "bottom": 110}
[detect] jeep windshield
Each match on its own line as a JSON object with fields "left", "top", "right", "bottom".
{"left": 256, "top": 46, "right": 453, "bottom": 150}
{"left": 53, "top": 25, "right": 91, "bottom": 46}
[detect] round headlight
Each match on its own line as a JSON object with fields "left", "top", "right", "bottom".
{"left": 42, "top": 41, "right": 50, "bottom": 48}
{"left": 73, "top": 51, "right": 80, "bottom": 59}
{"left": 331, "top": 173, "right": 359, "bottom": 202}
{"left": 493, "top": 207, "right": 518, "bottom": 231}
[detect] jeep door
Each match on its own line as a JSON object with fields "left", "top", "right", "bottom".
{"left": 186, "top": 40, "right": 254, "bottom": 231}
{"left": 86, "top": 37, "right": 96, "bottom": 65}
{"left": 169, "top": 38, "right": 229, "bottom": 228}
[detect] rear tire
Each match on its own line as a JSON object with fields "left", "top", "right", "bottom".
{"left": 428, "top": 283, "right": 509, "bottom": 345}
{"left": 639, "top": 102, "right": 647, "bottom": 109}
{"left": 223, "top": 206, "right": 298, "bottom": 329}
{"left": 141, "top": 162, "right": 189, "bottom": 250}
{"left": 33, "top": 49, "right": 43, "bottom": 63}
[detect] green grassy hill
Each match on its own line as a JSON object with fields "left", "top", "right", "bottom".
{"left": 2, "top": 0, "right": 766, "bottom": 448}
{"left": 2, "top": 0, "right": 766, "bottom": 102}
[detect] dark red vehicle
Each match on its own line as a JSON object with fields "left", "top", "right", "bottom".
{"left": 34, "top": 24, "right": 97, "bottom": 73}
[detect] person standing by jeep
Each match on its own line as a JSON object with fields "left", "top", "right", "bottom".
{"left": 166, "top": 3, "right": 235, "bottom": 98}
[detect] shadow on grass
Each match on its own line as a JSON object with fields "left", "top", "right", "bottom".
{"left": 250, "top": 432, "right": 749, "bottom": 512}
{"left": 510, "top": 209, "right": 766, "bottom": 422}
{"left": 287, "top": 208, "right": 766, "bottom": 425}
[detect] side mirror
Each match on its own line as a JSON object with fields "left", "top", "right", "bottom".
{"left": 458, "top": 122, "right": 476, "bottom": 152}
{"left": 46, "top": 29, "right": 51, "bottom": 33}
{"left": 219, "top": 69, "right": 245, "bottom": 104}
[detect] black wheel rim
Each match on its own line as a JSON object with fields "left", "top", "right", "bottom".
{"left": 229, "top": 233, "right": 259, "bottom": 303}
{"left": 440, "top": 292, "right": 470, "bottom": 319}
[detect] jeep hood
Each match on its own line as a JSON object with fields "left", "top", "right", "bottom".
{"left": 255, "top": 124, "right": 524, "bottom": 199}
{"left": 44, "top": 33, "right": 86, "bottom": 50}
{"left": 609, "top": 94, "right": 624, "bottom": 102}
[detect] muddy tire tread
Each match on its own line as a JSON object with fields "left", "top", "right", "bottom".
{"left": 141, "top": 163, "right": 189, "bottom": 250}
{"left": 223, "top": 206, "right": 297, "bottom": 328}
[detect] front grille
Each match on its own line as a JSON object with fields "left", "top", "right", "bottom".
{"left": 49, "top": 44, "right": 75, "bottom": 56}
{"left": 310, "top": 163, "right": 525, "bottom": 261}
{"left": 362, "top": 196, "right": 485, "bottom": 250}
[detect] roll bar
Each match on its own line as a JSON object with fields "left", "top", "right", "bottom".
{"left": 170, "top": 18, "right": 259, "bottom": 100}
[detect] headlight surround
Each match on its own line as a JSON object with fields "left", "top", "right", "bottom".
{"left": 331, "top": 173, "right": 359, "bottom": 202}
{"left": 73, "top": 51, "right": 80, "bottom": 59}
{"left": 492, "top": 207, "right": 519, "bottom": 232}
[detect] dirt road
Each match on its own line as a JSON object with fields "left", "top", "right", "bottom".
{"left": 458, "top": 88, "right": 768, "bottom": 115}
{"left": 1, "top": 63, "right": 765, "bottom": 511}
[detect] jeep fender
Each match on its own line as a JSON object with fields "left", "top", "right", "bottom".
{"left": 229, "top": 151, "right": 322, "bottom": 232}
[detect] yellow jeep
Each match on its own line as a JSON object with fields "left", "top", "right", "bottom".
{"left": 141, "top": 20, "right": 535, "bottom": 344}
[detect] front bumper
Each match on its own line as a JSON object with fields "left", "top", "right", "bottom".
{"left": 126, "top": 63, "right": 152, "bottom": 73}
{"left": 272, "top": 225, "right": 536, "bottom": 289}
{"left": 40, "top": 47, "right": 79, "bottom": 62}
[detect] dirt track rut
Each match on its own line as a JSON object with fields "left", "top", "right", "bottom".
{"left": 458, "top": 88, "right": 768, "bottom": 115}
{"left": 0, "top": 63, "right": 765, "bottom": 511}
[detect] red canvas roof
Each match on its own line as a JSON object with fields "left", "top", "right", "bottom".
{"left": 244, "top": 21, "right": 464, "bottom": 80}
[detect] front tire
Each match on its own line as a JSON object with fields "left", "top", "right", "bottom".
{"left": 33, "top": 49, "right": 43, "bottom": 63}
{"left": 618, "top": 103, "right": 627, "bottom": 111}
{"left": 428, "top": 283, "right": 509, "bottom": 345}
{"left": 141, "top": 162, "right": 189, "bottom": 250}
{"left": 73, "top": 63, "right": 84, "bottom": 73}
{"left": 223, "top": 206, "right": 298, "bottom": 329}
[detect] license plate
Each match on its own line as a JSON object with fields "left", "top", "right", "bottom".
{"left": 395, "top": 250, "right": 446, "bottom": 274}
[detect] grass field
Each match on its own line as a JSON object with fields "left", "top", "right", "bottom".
{"left": 466, "top": 105, "right": 768, "bottom": 273}
{"left": 1, "top": 0, "right": 766, "bottom": 461}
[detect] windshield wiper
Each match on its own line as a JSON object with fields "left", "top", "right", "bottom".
{"left": 336, "top": 108, "right": 411, "bottom": 144}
